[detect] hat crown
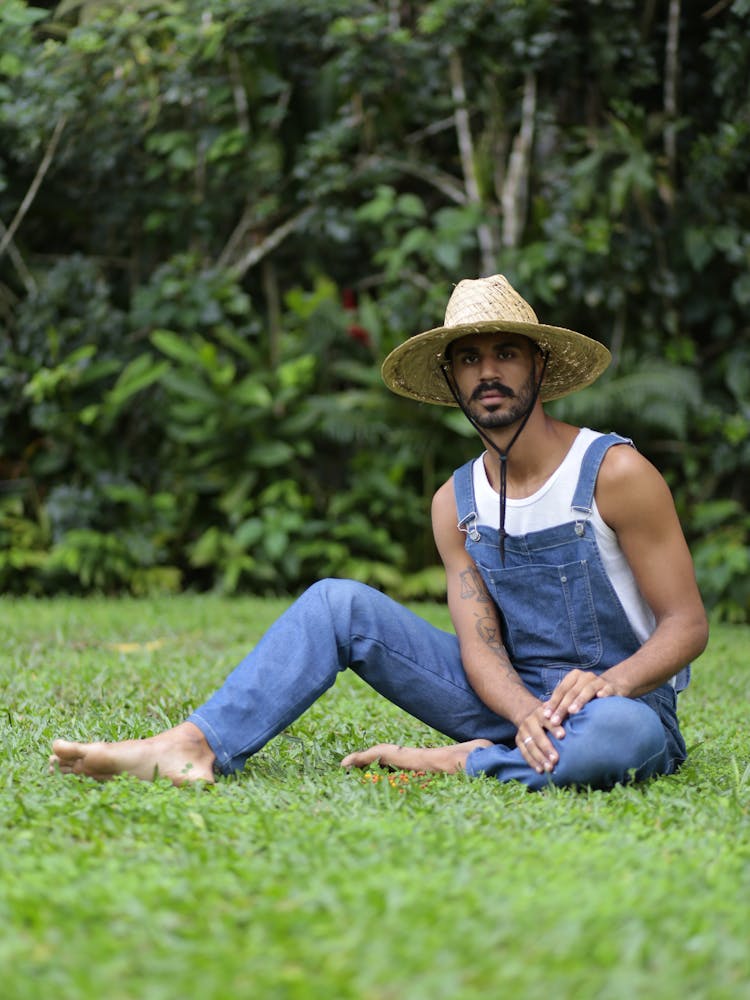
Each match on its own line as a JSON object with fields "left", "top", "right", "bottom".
{"left": 444, "top": 274, "right": 539, "bottom": 328}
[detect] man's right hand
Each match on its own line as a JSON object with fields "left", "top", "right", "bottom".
{"left": 514, "top": 704, "right": 566, "bottom": 774}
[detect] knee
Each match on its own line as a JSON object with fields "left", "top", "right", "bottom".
{"left": 304, "top": 579, "right": 392, "bottom": 662}
{"left": 304, "top": 578, "right": 380, "bottom": 626}
{"left": 583, "top": 695, "right": 665, "bottom": 750}
{"left": 554, "top": 697, "right": 667, "bottom": 789}
{"left": 306, "top": 577, "right": 371, "bottom": 610}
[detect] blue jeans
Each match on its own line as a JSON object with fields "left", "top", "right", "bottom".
{"left": 189, "top": 579, "right": 682, "bottom": 790}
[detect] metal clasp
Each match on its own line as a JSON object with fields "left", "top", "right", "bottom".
{"left": 458, "top": 512, "right": 481, "bottom": 542}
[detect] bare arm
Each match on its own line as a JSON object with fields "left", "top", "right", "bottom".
{"left": 432, "top": 479, "right": 564, "bottom": 772}
{"left": 543, "top": 445, "right": 709, "bottom": 724}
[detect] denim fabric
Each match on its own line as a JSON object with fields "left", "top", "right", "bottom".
{"left": 189, "top": 578, "right": 519, "bottom": 774}
{"left": 453, "top": 432, "right": 687, "bottom": 783}
{"left": 189, "top": 433, "right": 687, "bottom": 790}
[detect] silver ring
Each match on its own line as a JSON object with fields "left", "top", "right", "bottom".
{"left": 522, "top": 736, "right": 533, "bottom": 745}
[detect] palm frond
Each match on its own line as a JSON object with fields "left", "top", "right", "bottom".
{"left": 549, "top": 361, "right": 702, "bottom": 440}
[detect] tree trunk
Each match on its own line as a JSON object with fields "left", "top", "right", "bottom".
{"left": 449, "top": 50, "right": 498, "bottom": 276}
{"left": 501, "top": 73, "right": 537, "bottom": 249}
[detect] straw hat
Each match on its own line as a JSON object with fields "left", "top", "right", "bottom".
{"left": 381, "top": 274, "right": 611, "bottom": 405}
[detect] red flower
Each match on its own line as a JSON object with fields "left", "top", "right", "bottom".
{"left": 347, "top": 324, "right": 371, "bottom": 347}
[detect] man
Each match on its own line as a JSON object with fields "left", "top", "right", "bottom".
{"left": 49, "top": 275, "right": 708, "bottom": 790}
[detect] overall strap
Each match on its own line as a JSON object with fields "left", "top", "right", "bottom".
{"left": 452, "top": 459, "right": 482, "bottom": 541}
{"left": 571, "top": 433, "right": 634, "bottom": 517}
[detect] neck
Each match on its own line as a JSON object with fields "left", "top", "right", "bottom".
{"left": 481, "top": 413, "right": 578, "bottom": 494}
{"left": 477, "top": 400, "right": 549, "bottom": 462}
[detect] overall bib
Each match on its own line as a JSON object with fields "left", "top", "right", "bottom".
{"left": 453, "top": 432, "right": 687, "bottom": 782}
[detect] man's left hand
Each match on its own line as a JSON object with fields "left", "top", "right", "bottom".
{"left": 543, "top": 669, "right": 622, "bottom": 726}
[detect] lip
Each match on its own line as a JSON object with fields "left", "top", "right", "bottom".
{"left": 477, "top": 391, "right": 511, "bottom": 404}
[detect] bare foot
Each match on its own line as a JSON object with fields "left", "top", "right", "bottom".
{"left": 48, "top": 721, "right": 216, "bottom": 786}
{"left": 340, "top": 739, "right": 493, "bottom": 775}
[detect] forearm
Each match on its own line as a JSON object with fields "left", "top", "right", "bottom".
{"left": 602, "top": 614, "right": 708, "bottom": 698}
{"left": 458, "top": 591, "right": 539, "bottom": 725}
{"left": 464, "top": 655, "right": 540, "bottom": 727}
{"left": 452, "top": 563, "right": 539, "bottom": 725}
{"left": 434, "top": 493, "right": 559, "bottom": 775}
{"left": 464, "top": 645, "right": 564, "bottom": 777}
{"left": 452, "top": 567, "right": 563, "bottom": 775}
{"left": 593, "top": 447, "right": 709, "bottom": 699}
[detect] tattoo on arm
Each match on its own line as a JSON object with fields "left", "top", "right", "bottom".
{"left": 459, "top": 567, "right": 505, "bottom": 658}
{"left": 458, "top": 565, "right": 520, "bottom": 685}
{"left": 476, "top": 614, "right": 524, "bottom": 685}
{"left": 459, "top": 567, "right": 490, "bottom": 603}
{"left": 476, "top": 615, "right": 503, "bottom": 652}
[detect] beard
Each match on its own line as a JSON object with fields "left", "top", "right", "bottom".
{"left": 467, "top": 372, "right": 537, "bottom": 429}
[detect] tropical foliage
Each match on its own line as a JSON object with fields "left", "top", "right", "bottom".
{"left": 1, "top": 0, "right": 749, "bottom": 618}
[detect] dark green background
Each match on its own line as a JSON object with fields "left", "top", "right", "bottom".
{"left": 1, "top": 1, "right": 748, "bottom": 619}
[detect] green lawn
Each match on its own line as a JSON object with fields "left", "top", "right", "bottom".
{"left": 1, "top": 595, "right": 748, "bottom": 1000}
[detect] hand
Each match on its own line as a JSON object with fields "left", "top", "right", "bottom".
{"left": 514, "top": 705, "right": 566, "bottom": 774}
{"left": 542, "top": 669, "right": 621, "bottom": 727}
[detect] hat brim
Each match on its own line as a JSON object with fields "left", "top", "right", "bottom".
{"left": 381, "top": 319, "right": 611, "bottom": 405}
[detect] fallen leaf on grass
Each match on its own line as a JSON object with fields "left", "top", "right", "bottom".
{"left": 361, "top": 770, "right": 432, "bottom": 791}
{"left": 106, "top": 639, "right": 167, "bottom": 653}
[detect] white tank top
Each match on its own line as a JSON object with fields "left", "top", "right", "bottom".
{"left": 471, "top": 428, "right": 656, "bottom": 644}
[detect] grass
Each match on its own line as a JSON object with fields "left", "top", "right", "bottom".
{"left": 1, "top": 593, "right": 749, "bottom": 1000}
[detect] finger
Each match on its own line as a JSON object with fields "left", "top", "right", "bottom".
{"left": 549, "top": 685, "right": 591, "bottom": 720}
{"left": 568, "top": 679, "right": 616, "bottom": 714}
{"left": 517, "top": 726, "right": 561, "bottom": 774}
{"left": 542, "top": 671, "right": 582, "bottom": 720}
{"left": 517, "top": 734, "right": 541, "bottom": 772}
{"left": 546, "top": 675, "right": 608, "bottom": 722}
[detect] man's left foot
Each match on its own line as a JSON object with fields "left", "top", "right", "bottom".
{"left": 340, "top": 739, "right": 492, "bottom": 774}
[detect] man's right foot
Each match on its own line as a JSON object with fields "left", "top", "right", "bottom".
{"left": 48, "top": 721, "right": 216, "bottom": 786}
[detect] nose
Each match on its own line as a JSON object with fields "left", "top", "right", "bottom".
{"left": 477, "top": 352, "right": 503, "bottom": 381}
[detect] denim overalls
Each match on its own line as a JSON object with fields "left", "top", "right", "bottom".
{"left": 190, "top": 434, "right": 686, "bottom": 790}
{"left": 454, "top": 432, "right": 687, "bottom": 783}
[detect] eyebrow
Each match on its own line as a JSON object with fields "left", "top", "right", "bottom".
{"left": 452, "top": 339, "right": 522, "bottom": 356}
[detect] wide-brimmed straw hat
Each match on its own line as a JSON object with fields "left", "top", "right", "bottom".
{"left": 381, "top": 274, "right": 611, "bottom": 405}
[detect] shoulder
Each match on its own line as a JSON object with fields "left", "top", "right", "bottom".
{"left": 431, "top": 476, "right": 458, "bottom": 525}
{"left": 598, "top": 440, "right": 665, "bottom": 489}
{"left": 596, "top": 443, "right": 677, "bottom": 530}
{"left": 431, "top": 476, "right": 467, "bottom": 562}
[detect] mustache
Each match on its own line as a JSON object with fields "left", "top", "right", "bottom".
{"left": 470, "top": 380, "right": 515, "bottom": 402}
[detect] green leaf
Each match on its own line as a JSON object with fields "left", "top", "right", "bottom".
{"left": 247, "top": 441, "right": 296, "bottom": 468}
{"left": 106, "top": 354, "right": 170, "bottom": 409}
{"left": 684, "top": 228, "right": 714, "bottom": 271}
{"left": 188, "top": 526, "right": 223, "bottom": 566}
{"left": 151, "top": 330, "right": 204, "bottom": 367}
{"left": 234, "top": 518, "right": 264, "bottom": 548}
{"left": 231, "top": 376, "right": 273, "bottom": 408}
{"left": 161, "top": 370, "right": 219, "bottom": 406}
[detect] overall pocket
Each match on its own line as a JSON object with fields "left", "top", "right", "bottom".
{"left": 486, "top": 559, "right": 603, "bottom": 669}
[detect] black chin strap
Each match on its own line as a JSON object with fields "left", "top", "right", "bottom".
{"left": 440, "top": 351, "right": 549, "bottom": 564}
